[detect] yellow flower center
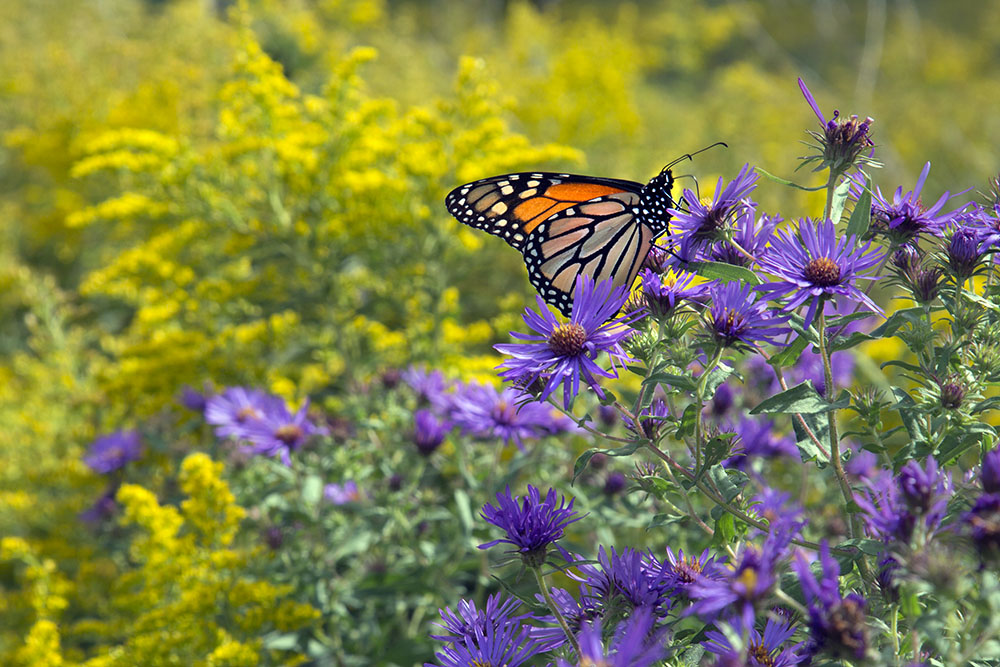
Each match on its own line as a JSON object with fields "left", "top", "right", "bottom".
{"left": 804, "top": 257, "right": 841, "bottom": 286}
{"left": 548, "top": 323, "right": 587, "bottom": 356}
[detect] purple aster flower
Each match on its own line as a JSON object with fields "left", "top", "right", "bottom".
{"left": 82, "top": 430, "right": 144, "bottom": 474}
{"left": 204, "top": 386, "right": 283, "bottom": 440}
{"left": 756, "top": 218, "right": 885, "bottom": 329}
{"left": 709, "top": 382, "right": 735, "bottom": 419}
{"left": 703, "top": 615, "right": 804, "bottom": 667}
{"left": 705, "top": 281, "right": 791, "bottom": 350}
{"left": 709, "top": 209, "right": 781, "bottom": 268}
{"left": 531, "top": 584, "right": 603, "bottom": 648}
{"left": 324, "top": 480, "right": 361, "bottom": 505}
{"left": 798, "top": 77, "right": 876, "bottom": 175}
{"left": 897, "top": 456, "right": 953, "bottom": 517}
{"left": 624, "top": 399, "right": 671, "bottom": 440}
{"left": 430, "top": 593, "right": 530, "bottom": 644}
{"left": 668, "top": 164, "right": 759, "bottom": 260}
{"left": 240, "top": 398, "right": 325, "bottom": 466}
{"left": 982, "top": 448, "right": 1000, "bottom": 494}
{"left": 178, "top": 384, "right": 208, "bottom": 412}
{"left": 412, "top": 409, "right": 450, "bottom": 456}
{"left": 496, "top": 275, "right": 640, "bottom": 408}
{"left": 660, "top": 547, "right": 727, "bottom": 598}
{"left": 856, "top": 458, "right": 952, "bottom": 545}
{"left": 963, "top": 493, "right": 1000, "bottom": 562}
{"left": 945, "top": 226, "right": 985, "bottom": 279}
{"left": 447, "top": 383, "right": 564, "bottom": 450}
{"left": 845, "top": 447, "right": 880, "bottom": 480}
{"left": 723, "top": 418, "right": 799, "bottom": 470}
{"left": 639, "top": 267, "right": 706, "bottom": 317}
{"left": 876, "top": 552, "right": 900, "bottom": 605}
{"left": 572, "top": 547, "right": 673, "bottom": 617}
{"left": 424, "top": 619, "right": 544, "bottom": 667}
{"left": 479, "top": 485, "right": 583, "bottom": 566}
{"left": 868, "top": 162, "right": 963, "bottom": 243}
{"left": 793, "top": 543, "right": 870, "bottom": 662}
{"left": 556, "top": 607, "right": 666, "bottom": 667}
{"left": 402, "top": 365, "right": 451, "bottom": 410}
{"left": 750, "top": 488, "right": 806, "bottom": 543}
{"left": 687, "top": 543, "right": 780, "bottom": 627}
{"left": 967, "top": 201, "right": 1000, "bottom": 253}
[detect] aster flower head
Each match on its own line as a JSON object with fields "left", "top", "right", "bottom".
{"left": 709, "top": 209, "right": 781, "bottom": 268}
{"left": 447, "top": 383, "right": 566, "bottom": 450}
{"left": 798, "top": 77, "right": 876, "bottom": 175}
{"left": 178, "top": 384, "right": 208, "bottom": 412}
{"left": 687, "top": 543, "right": 780, "bottom": 626}
{"left": 604, "top": 471, "right": 627, "bottom": 496}
{"left": 531, "top": 584, "right": 603, "bottom": 648}
{"left": 963, "top": 493, "right": 1000, "bottom": 562}
{"left": 855, "top": 457, "right": 952, "bottom": 544}
{"left": 723, "top": 417, "right": 799, "bottom": 470}
{"left": 897, "top": 456, "right": 953, "bottom": 517}
{"left": 944, "top": 226, "right": 985, "bottom": 279}
{"left": 556, "top": 607, "right": 666, "bottom": 667}
{"left": 869, "top": 162, "right": 963, "bottom": 243}
{"left": 668, "top": 164, "right": 759, "bottom": 260}
{"left": 412, "top": 409, "right": 450, "bottom": 456}
{"left": 204, "top": 386, "right": 284, "bottom": 440}
{"left": 425, "top": 618, "right": 544, "bottom": 667}
{"left": 756, "top": 218, "right": 885, "bottom": 329}
{"left": 83, "top": 430, "right": 144, "bottom": 474}
{"left": 661, "top": 547, "right": 727, "bottom": 598}
{"left": 479, "top": 485, "right": 584, "bottom": 566}
{"left": 324, "top": 480, "right": 362, "bottom": 505}
{"left": 624, "top": 399, "right": 671, "bottom": 440}
{"left": 572, "top": 546, "right": 673, "bottom": 618}
{"left": 240, "top": 398, "right": 325, "bottom": 465}
{"left": 402, "top": 365, "right": 451, "bottom": 410}
{"left": 703, "top": 615, "right": 803, "bottom": 667}
{"left": 496, "top": 275, "right": 640, "bottom": 408}
{"left": 639, "top": 267, "right": 705, "bottom": 318}
{"left": 430, "top": 593, "right": 529, "bottom": 644}
{"left": 80, "top": 491, "right": 118, "bottom": 523}
{"left": 793, "top": 543, "right": 870, "bottom": 662}
{"left": 982, "top": 448, "right": 1000, "bottom": 494}
{"left": 966, "top": 201, "right": 1000, "bottom": 254}
{"left": 705, "top": 281, "right": 791, "bottom": 351}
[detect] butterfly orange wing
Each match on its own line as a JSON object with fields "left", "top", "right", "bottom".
{"left": 445, "top": 173, "right": 652, "bottom": 316}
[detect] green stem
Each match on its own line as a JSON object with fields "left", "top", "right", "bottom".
{"left": 532, "top": 566, "right": 581, "bottom": 656}
{"left": 816, "top": 308, "right": 857, "bottom": 539}
{"left": 694, "top": 346, "right": 725, "bottom": 472}
{"left": 823, "top": 170, "right": 839, "bottom": 222}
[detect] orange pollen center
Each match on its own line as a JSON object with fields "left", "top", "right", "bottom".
{"left": 804, "top": 257, "right": 842, "bottom": 286}
{"left": 236, "top": 407, "right": 260, "bottom": 421}
{"left": 748, "top": 640, "right": 776, "bottom": 666}
{"left": 548, "top": 323, "right": 587, "bottom": 356}
{"left": 275, "top": 424, "right": 304, "bottom": 445}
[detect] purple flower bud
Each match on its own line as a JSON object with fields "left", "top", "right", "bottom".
{"left": 412, "top": 409, "right": 449, "bottom": 456}
{"left": 940, "top": 382, "right": 965, "bottom": 409}
{"left": 946, "top": 227, "right": 983, "bottom": 279}
{"left": 603, "top": 472, "right": 627, "bottom": 496}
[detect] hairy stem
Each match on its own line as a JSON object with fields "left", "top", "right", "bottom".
{"left": 532, "top": 566, "right": 581, "bottom": 656}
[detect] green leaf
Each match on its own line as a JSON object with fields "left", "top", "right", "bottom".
{"left": 707, "top": 465, "right": 748, "bottom": 503}
{"left": 846, "top": 175, "right": 872, "bottom": 239}
{"left": 830, "top": 176, "right": 852, "bottom": 224}
{"left": 685, "top": 260, "right": 761, "bottom": 285}
{"left": 836, "top": 538, "right": 886, "bottom": 556}
{"left": 301, "top": 474, "right": 324, "bottom": 507}
{"left": 767, "top": 335, "right": 809, "bottom": 370}
{"left": 676, "top": 403, "right": 699, "bottom": 438}
{"left": 682, "top": 645, "right": 706, "bottom": 667}
{"left": 702, "top": 362, "right": 734, "bottom": 398}
{"left": 453, "top": 489, "right": 473, "bottom": 536}
{"left": 264, "top": 633, "right": 301, "bottom": 651}
{"left": 792, "top": 411, "right": 830, "bottom": 466}
{"left": 645, "top": 372, "right": 695, "bottom": 393}
{"left": 868, "top": 307, "right": 925, "bottom": 338}
{"left": 750, "top": 381, "right": 850, "bottom": 415}
{"left": 713, "top": 512, "right": 736, "bottom": 544}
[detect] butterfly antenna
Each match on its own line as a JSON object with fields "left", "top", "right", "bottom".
{"left": 661, "top": 141, "right": 729, "bottom": 173}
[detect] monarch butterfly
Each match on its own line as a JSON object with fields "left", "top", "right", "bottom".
{"left": 446, "top": 164, "right": 682, "bottom": 317}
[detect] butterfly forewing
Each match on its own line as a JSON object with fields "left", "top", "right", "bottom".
{"left": 445, "top": 170, "right": 670, "bottom": 317}
{"left": 445, "top": 173, "right": 643, "bottom": 250}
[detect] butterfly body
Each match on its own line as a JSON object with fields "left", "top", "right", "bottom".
{"left": 445, "top": 169, "right": 675, "bottom": 316}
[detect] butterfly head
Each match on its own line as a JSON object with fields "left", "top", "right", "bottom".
{"left": 638, "top": 168, "right": 676, "bottom": 237}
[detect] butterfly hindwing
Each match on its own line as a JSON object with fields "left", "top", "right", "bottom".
{"left": 523, "top": 190, "right": 654, "bottom": 316}
{"left": 445, "top": 173, "right": 644, "bottom": 250}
